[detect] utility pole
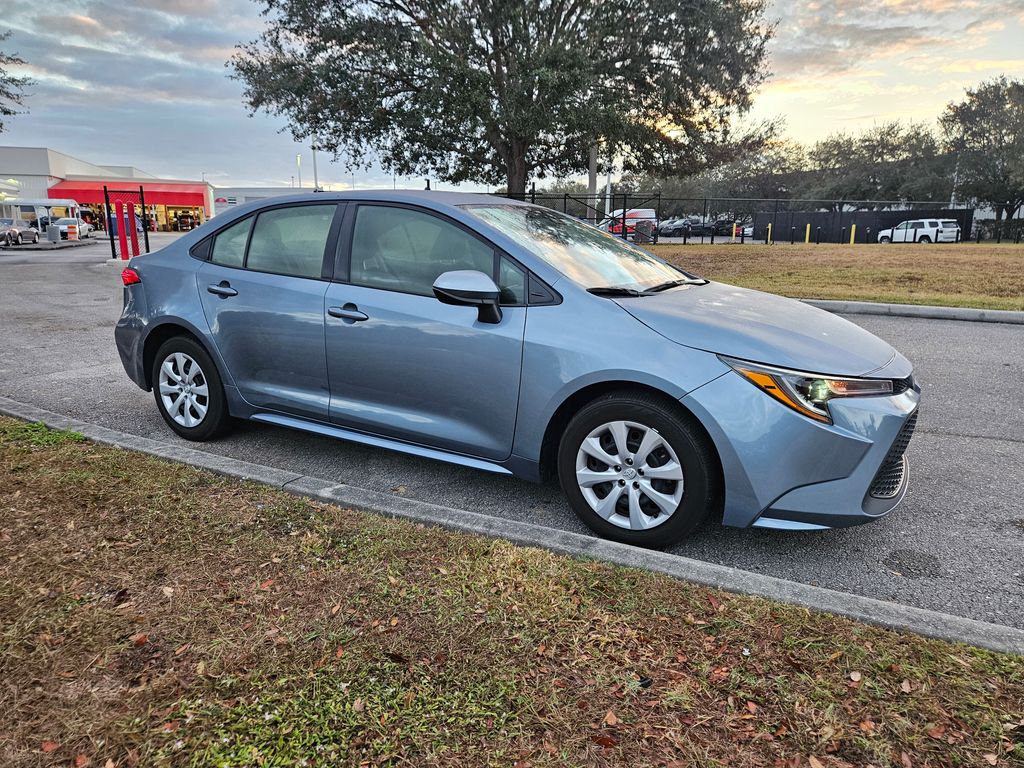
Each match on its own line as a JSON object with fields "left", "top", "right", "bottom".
{"left": 587, "top": 143, "right": 598, "bottom": 224}
{"left": 312, "top": 148, "right": 319, "bottom": 191}
{"left": 296, "top": 154, "right": 302, "bottom": 188}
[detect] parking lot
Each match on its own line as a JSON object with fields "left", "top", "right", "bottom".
{"left": 1, "top": 248, "right": 1022, "bottom": 629}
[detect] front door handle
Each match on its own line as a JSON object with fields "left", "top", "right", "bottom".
{"left": 327, "top": 305, "right": 369, "bottom": 322}
{"left": 207, "top": 281, "right": 238, "bottom": 298}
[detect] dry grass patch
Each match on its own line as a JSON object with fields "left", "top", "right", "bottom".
{"left": 653, "top": 243, "right": 1024, "bottom": 310}
{"left": 1, "top": 418, "right": 1022, "bottom": 767}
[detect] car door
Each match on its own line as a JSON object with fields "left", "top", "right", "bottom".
{"left": 324, "top": 203, "right": 527, "bottom": 461}
{"left": 893, "top": 222, "right": 910, "bottom": 243}
{"left": 197, "top": 202, "right": 343, "bottom": 421}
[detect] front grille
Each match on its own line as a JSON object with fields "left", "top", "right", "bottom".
{"left": 868, "top": 410, "right": 918, "bottom": 499}
{"left": 891, "top": 375, "right": 915, "bottom": 395}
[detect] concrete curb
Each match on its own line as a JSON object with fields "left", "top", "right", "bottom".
{"left": 2, "top": 395, "right": 1023, "bottom": 656}
{"left": 803, "top": 298, "right": 1024, "bottom": 325}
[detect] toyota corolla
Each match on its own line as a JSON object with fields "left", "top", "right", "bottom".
{"left": 115, "top": 192, "right": 919, "bottom": 547}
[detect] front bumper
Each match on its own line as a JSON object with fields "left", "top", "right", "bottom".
{"left": 682, "top": 369, "right": 920, "bottom": 530}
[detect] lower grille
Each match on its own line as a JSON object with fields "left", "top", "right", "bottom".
{"left": 869, "top": 410, "right": 918, "bottom": 499}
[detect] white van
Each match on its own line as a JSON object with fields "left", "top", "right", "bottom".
{"left": 877, "top": 219, "right": 961, "bottom": 244}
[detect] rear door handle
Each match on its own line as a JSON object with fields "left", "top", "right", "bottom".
{"left": 207, "top": 281, "right": 238, "bottom": 297}
{"left": 327, "top": 305, "right": 369, "bottom": 322}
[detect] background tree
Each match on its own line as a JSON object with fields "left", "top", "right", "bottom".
{"left": 940, "top": 76, "right": 1024, "bottom": 222}
{"left": 231, "top": 0, "right": 773, "bottom": 195}
{"left": 797, "top": 122, "right": 951, "bottom": 208}
{"left": 0, "top": 31, "right": 32, "bottom": 133}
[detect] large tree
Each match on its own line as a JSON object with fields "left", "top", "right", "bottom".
{"left": 231, "top": 0, "right": 772, "bottom": 194}
{"left": 798, "top": 122, "right": 952, "bottom": 207}
{"left": 940, "top": 76, "right": 1024, "bottom": 222}
{"left": 0, "top": 31, "right": 32, "bottom": 133}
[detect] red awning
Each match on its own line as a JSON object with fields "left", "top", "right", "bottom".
{"left": 48, "top": 180, "right": 207, "bottom": 208}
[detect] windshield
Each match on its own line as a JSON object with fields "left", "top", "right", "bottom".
{"left": 463, "top": 205, "right": 688, "bottom": 290}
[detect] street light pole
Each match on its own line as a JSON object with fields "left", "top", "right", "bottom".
{"left": 312, "top": 148, "right": 319, "bottom": 191}
{"left": 296, "top": 154, "right": 302, "bottom": 188}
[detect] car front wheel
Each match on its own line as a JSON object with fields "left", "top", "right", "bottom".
{"left": 151, "top": 337, "right": 231, "bottom": 441}
{"left": 879, "top": 236, "right": 891, "bottom": 244}
{"left": 557, "top": 392, "right": 720, "bottom": 548}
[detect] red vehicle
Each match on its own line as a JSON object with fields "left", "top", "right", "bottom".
{"left": 600, "top": 208, "right": 659, "bottom": 243}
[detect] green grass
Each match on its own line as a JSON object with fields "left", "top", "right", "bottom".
{"left": 653, "top": 242, "right": 1024, "bottom": 311}
{"left": 1, "top": 416, "right": 1021, "bottom": 767}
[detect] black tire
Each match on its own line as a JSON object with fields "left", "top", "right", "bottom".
{"left": 918, "top": 236, "right": 931, "bottom": 244}
{"left": 15, "top": 233, "right": 22, "bottom": 245}
{"left": 150, "top": 336, "right": 231, "bottom": 441}
{"left": 557, "top": 391, "right": 721, "bottom": 548}
{"left": 32, "top": 233, "right": 38, "bottom": 244}
{"left": 879, "top": 236, "right": 891, "bottom": 244}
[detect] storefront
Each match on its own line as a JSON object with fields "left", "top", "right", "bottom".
{"left": 47, "top": 180, "right": 210, "bottom": 232}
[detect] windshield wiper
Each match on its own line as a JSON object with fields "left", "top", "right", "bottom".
{"left": 645, "top": 279, "right": 698, "bottom": 293}
{"left": 587, "top": 286, "right": 649, "bottom": 297}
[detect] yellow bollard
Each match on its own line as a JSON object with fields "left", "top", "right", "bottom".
{"left": 732, "top": 222, "right": 737, "bottom": 242}
{"left": 850, "top": 224, "right": 857, "bottom": 244}
{"left": 805, "top": 223, "right": 811, "bottom": 243}
{"left": 767, "top": 223, "right": 773, "bottom": 245}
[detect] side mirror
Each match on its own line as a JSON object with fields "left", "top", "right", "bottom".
{"left": 432, "top": 270, "right": 503, "bottom": 324}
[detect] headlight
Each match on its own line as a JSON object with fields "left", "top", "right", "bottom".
{"left": 720, "top": 356, "right": 894, "bottom": 424}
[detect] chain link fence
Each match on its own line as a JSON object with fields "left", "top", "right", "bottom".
{"left": 497, "top": 191, "right": 1023, "bottom": 244}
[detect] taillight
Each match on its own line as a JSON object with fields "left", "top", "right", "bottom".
{"left": 121, "top": 267, "right": 141, "bottom": 285}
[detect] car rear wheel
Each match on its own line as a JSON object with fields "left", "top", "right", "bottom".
{"left": 557, "top": 391, "right": 720, "bottom": 548}
{"left": 151, "top": 337, "right": 231, "bottom": 441}
{"left": 918, "top": 236, "right": 931, "bottom": 244}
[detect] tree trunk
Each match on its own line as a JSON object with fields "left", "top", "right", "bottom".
{"left": 506, "top": 143, "right": 529, "bottom": 197}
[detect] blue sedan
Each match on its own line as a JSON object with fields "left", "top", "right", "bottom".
{"left": 115, "top": 192, "right": 919, "bottom": 547}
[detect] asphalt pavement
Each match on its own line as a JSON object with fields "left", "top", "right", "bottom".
{"left": 1, "top": 248, "right": 1022, "bottom": 629}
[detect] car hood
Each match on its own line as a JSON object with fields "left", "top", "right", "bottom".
{"left": 614, "top": 281, "right": 900, "bottom": 377}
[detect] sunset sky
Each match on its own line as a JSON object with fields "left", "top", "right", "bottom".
{"left": 2, "top": 0, "right": 1023, "bottom": 188}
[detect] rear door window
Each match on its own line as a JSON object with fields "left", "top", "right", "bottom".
{"left": 246, "top": 204, "right": 336, "bottom": 279}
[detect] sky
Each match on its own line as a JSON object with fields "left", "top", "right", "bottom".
{"left": 1, "top": 0, "right": 1023, "bottom": 189}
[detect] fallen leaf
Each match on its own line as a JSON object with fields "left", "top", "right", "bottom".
{"left": 590, "top": 733, "right": 618, "bottom": 748}
{"left": 41, "top": 741, "right": 60, "bottom": 753}
{"left": 926, "top": 724, "right": 946, "bottom": 739}
{"left": 75, "top": 755, "right": 91, "bottom": 767}
{"left": 195, "top": 661, "right": 206, "bottom": 676}
{"left": 353, "top": 698, "right": 365, "bottom": 712}
{"left": 104, "top": 760, "right": 116, "bottom": 768}
{"left": 849, "top": 671, "right": 862, "bottom": 682}
{"left": 900, "top": 751, "right": 913, "bottom": 768}
{"left": 335, "top": 646, "right": 344, "bottom": 658}
{"left": 983, "top": 754, "right": 997, "bottom": 766}
{"left": 536, "top": 643, "right": 546, "bottom": 656}
{"left": 330, "top": 605, "right": 340, "bottom": 615}
{"left": 259, "top": 578, "right": 274, "bottom": 590}
{"left": 746, "top": 701, "right": 758, "bottom": 715}
{"left": 603, "top": 710, "right": 619, "bottom": 727}
{"left": 859, "top": 719, "right": 875, "bottom": 733}
{"left": 900, "top": 679, "right": 912, "bottom": 693}
{"left": 131, "top": 633, "right": 148, "bottom": 647}
{"left": 161, "top": 586, "right": 174, "bottom": 598}
{"left": 809, "top": 756, "right": 825, "bottom": 768}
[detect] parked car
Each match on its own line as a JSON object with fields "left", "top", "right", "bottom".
{"left": 54, "top": 217, "right": 94, "bottom": 239}
{"left": 659, "top": 217, "right": 700, "bottom": 237}
{"left": 877, "top": 219, "right": 960, "bottom": 244}
{"left": 116, "top": 192, "right": 920, "bottom": 548}
{"left": 599, "top": 208, "right": 659, "bottom": 243}
{"left": 0, "top": 218, "right": 40, "bottom": 245}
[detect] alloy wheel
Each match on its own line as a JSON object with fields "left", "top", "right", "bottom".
{"left": 158, "top": 352, "right": 210, "bottom": 428}
{"left": 575, "top": 420, "right": 685, "bottom": 531}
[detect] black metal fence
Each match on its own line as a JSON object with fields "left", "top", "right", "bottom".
{"left": 497, "top": 190, "right": 1023, "bottom": 244}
